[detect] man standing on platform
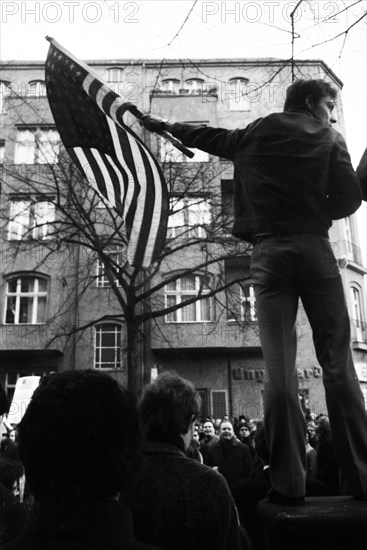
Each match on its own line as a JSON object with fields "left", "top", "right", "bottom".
{"left": 141, "top": 79, "right": 367, "bottom": 505}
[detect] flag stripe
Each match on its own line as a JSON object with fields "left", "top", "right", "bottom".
{"left": 106, "top": 118, "right": 136, "bottom": 219}
{"left": 71, "top": 147, "right": 109, "bottom": 203}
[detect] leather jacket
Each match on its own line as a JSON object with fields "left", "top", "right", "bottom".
{"left": 171, "top": 111, "right": 362, "bottom": 243}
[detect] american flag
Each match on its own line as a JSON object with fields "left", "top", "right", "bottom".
{"left": 45, "top": 38, "right": 168, "bottom": 268}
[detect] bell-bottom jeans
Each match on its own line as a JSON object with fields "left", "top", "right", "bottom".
{"left": 251, "top": 234, "right": 367, "bottom": 498}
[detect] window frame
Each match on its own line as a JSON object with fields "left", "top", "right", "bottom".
{"left": 27, "top": 80, "right": 47, "bottom": 97}
{"left": 160, "top": 79, "right": 180, "bottom": 94}
{"left": 94, "top": 323, "right": 124, "bottom": 370}
{"left": 240, "top": 284, "right": 258, "bottom": 322}
{"left": 184, "top": 78, "right": 205, "bottom": 94}
{"left": 14, "top": 126, "right": 60, "bottom": 165}
{"left": 105, "top": 68, "right": 124, "bottom": 94}
{"left": 167, "top": 195, "right": 212, "bottom": 239}
{"left": 4, "top": 275, "right": 48, "bottom": 325}
{"left": 350, "top": 285, "right": 365, "bottom": 340}
{"left": 95, "top": 245, "right": 123, "bottom": 288}
{"left": 228, "top": 77, "right": 251, "bottom": 112}
{"left": 0, "top": 80, "right": 11, "bottom": 113}
{"left": 210, "top": 389, "right": 229, "bottom": 419}
{"left": 165, "top": 275, "right": 213, "bottom": 323}
{"left": 8, "top": 196, "right": 55, "bottom": 241}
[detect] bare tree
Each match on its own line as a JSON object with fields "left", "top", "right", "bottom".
{"left": 0, "top": 90, "right": 253, "bottom": 396}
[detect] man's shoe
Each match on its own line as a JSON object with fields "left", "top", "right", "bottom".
{"left": 267, "top": 488, "right": 305, "bottom": 506}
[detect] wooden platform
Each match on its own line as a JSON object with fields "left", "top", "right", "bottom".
{"left": 257, "top": 496, "right": 367, "bottom": 550}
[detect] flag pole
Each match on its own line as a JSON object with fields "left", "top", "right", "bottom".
{"left": 123, "top": 103, "right": 195, "bottom": 159}
{"left": 45, "top": 37, "right": 194, "bottom": 159}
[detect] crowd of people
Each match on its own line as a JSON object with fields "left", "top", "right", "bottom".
{"left": 0, "top": 370, "right": 361, "bottom": 550}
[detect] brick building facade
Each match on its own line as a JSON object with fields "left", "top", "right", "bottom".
{"left": 0, "top": 56, "right": 366, "bottom": 420}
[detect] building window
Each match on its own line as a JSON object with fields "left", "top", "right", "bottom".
{"left": 14, "top": 127, "right": 60, "bottom": 164}
{"left": 228, "top": 77, "right": 251, "bottom": 111}
{"left": 160, "top": 79, "right": 180, "bottom": 94}
{"left": 0, "top": 140, "right": 4, "bottom": 164}
{"left": 168, "top": 196, "right": 211, "bottom": 239}
{"left": 0, "top": 81, "right": 11, "bottom": 113}
{"left": 105, "top": 68, "right": 124, "bottom": 94}
{"left": 4, "top": 276, "right": 48, "bottom": 324}
{"left": 8, "top": 198, "right": 55, "bottom": 240}
{"left": 184, "top": 78, "right": 205, "bottom": 94}
{"left": 94, "top": 323, "right": 123, "bottom": 369}
{"left": 350, "top": 285, "right": 365, "bottom": 339}
{"left": 27, "top": 80, "right": 46, "bottom": 97}
{"left": 362, "top": 385, "right": 367, "bottom": 410}
{"left": 96, "top": 246, "right": 123, "bottom": 287}
{"left": 227, "top": 282, "right": 257, "bottom": 322}
{"left": 211, "top": 390, "right": 228, "bottom": 419}
{"left": 165, "top": 275, "right": 213, "bottom": 322}
{"left": 343, "top": 217, "right": 353, "bottom": 258}
{"left": 240, "top": 285, "right": 257, "bottom": 322}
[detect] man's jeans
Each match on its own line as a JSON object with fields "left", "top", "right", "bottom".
{"left": 251, "top": 234, "right": 367, "bottom": 497}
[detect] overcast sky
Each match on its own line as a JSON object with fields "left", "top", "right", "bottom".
{"left": 1, "top": 0, "right": 366, "bottom": 258}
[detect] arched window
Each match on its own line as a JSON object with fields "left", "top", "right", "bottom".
{"left": 27, "top": 80, "right": 46, "bottom": 97}
{"left": 4, "top": 276, "right": 48, "bottom": 324}
{"left": 94, "top": 323, "right": 123, "bottom": 369}
{"left": 228, "top": 77, "right": 251, "bottom": 111}
{"left": 160, "top": 79, "right": 180, "bottom": 94}
{"left": 0, "top": 80, "right": 11, "bottom": 113}
{"left": 185, "top": 78, "right": 205, "bottom": 94}
{"left": 165, "top": 275, "right": 213, "bottom": 322}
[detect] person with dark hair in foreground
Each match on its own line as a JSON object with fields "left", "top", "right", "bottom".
{"left": 141, "top": 79, "right": 367, "bottom": 505}
{"left": 0, "top": 370, "right": 162, "bottom": 550}
{"left": 125, "top": 372, "right": 251, "bottom": 550}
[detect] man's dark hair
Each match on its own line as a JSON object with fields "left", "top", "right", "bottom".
{"left": 284, "top": 79, "right": 338, "bottom": 112}
{"left": 139, "top": 371, "right": 201, "bottom": 443}
{"left": 18, "top": 370, "right": 142, "bottom": 505}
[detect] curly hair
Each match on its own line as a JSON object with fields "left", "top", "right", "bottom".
{"left": 18, "top": 370, "right": 142, "bottom": 504}
{"left": 284, "top": 78, "right": 338, "bottom": 112}
{"left": 139, "top": 371, "right": 201, "bottom": 444}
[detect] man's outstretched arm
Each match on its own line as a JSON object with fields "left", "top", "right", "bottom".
{"left": 140, "top": 115, "right": 240, "bottom": 161}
